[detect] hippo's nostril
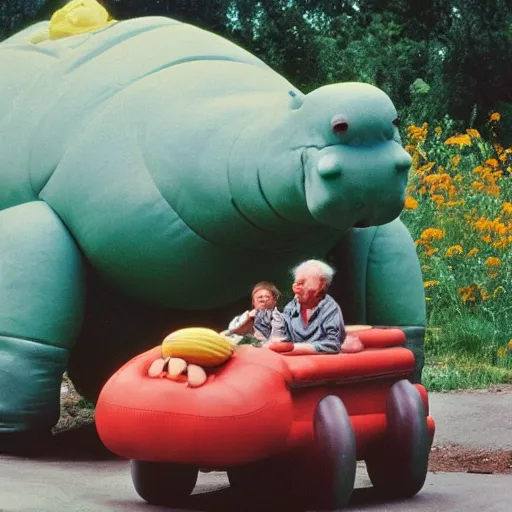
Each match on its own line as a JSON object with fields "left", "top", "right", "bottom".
{"left": 317, "top": 154, "right": 343, "bottom": 179}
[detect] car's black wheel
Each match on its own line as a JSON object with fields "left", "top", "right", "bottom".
{"left": 131, "top": 460, "right": 198, "bottom": 505}
{"left": 365, "top": 379, "right": 430, "bottom": 499}
{"left": 309, "top": 394, "right": 357, "bottom": 510}
{"left": 228, "top": 395, "right": 357, "bottom": 511}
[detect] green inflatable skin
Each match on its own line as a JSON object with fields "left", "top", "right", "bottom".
{"left": 0, "top": 17, "right": 425, "bottom": 444}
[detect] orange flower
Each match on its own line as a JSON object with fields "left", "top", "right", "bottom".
{"left": 486, "top": 158, "right": 499, "bottom": 168}
{"left": 451, "top": 155, "right": 461, "bottom": 166}
{"left": 489, "top": 112, "right": 501, "bottom": 122}
{"left": 503, "top": 202, "right": 512, "bottom": 215}
{"left": 466, "top": 128, "right": 481, "bottom": 138}
{"left": 424, "top": 280, "right": 440, "bottom": 288}
{"left": 458, "top": 284, "right": 478, "bottom": 302}
{"left": 407, "top": 123, "right": 428, "bottom": 141}
{"left": 485, "top": 257, "right": 501, "bottom": 267}
{"left": 466, "top": 248, "right": 479, "bottom": 257}
{"left": 445, "top": 245, "right": 463, "bottom": 257}
{"left": 404, "top": 195, "right": 419, "bottom": 210}
{"left": 416, "top": 162, "right": 436, "bottom": 174}
{"left": 445, "top": 134, "right": 472, "bottom": 147}
{"left": 420, "top": 228, "right": 445, "bottom": 241}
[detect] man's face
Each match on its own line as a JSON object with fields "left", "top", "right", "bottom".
{"left": 252, "top": 288, "right": 277, "bottom": 310}
{"left": 292, "top": 270, "right": 326, "bottom": 306}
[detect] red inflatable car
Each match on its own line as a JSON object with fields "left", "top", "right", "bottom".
{"left": 96, "top": 326, "right": 435, "bottom": 510}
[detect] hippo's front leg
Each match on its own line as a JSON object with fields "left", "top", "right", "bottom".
{"left": 328, "top": 218, "right": 426, "bottom": 383}
{"left": 0, "top": 202, "right": 85, "bottom": 454}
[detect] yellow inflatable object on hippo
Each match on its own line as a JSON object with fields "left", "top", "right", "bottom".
{"left": 29, "top": 0, "right": 117, "bottom": 43}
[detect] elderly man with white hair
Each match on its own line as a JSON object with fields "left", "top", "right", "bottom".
{"left": 269, "top": 259, "right": 364, "bottom": 355}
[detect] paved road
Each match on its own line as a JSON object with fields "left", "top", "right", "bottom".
{"left": 1, "top": 457, "right": 511, "bottom": 512}
{"left": 429, "top": 388, "right": 512, "bottom": 450}
{"left": 1, "top": 389, "right": 511, "bottom": 512}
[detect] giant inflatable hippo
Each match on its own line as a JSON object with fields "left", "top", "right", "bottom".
{"left": 0, "top": 15, "right": 425, "bottom": 452}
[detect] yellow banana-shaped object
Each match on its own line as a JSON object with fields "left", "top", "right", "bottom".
{"left": 161, "top": 327, "right": 235, "bottom": 367}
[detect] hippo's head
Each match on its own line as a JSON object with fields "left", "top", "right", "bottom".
{"left": 230, "top": 82, "right": 412, "bottom": 234}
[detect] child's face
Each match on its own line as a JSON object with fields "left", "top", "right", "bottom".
{"left": 252, "top": 288, "right": 277, "bottom": 310}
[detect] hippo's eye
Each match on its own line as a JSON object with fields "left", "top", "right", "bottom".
{"left": 331, "top": 115, "right": 349, "bottom": 134}
{"left": 392, "top": 117, "right": 401, "bottom": 127}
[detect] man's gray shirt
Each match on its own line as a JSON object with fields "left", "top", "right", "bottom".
{"left": 273, "top": 295, "right": 345, "bottom": 353}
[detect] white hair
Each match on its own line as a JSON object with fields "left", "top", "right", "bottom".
{"left": 292, "top": 259, "right": 336, "bottom": 287}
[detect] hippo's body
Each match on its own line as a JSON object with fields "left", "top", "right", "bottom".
{"left": 0, "top": 16, "right": 426, "bottom": 449}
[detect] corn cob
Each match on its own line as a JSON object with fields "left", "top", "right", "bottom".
{"left": 161, "top": 327, "right": 234, "bottom": 366}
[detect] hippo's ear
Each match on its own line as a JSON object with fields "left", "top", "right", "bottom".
{"left": 288, "top": 90, "right": 305, "bottom": 110}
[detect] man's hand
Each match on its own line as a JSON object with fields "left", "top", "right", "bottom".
{"left": 284, "top": 343, "right": 319, "bottom": 355}
{"left": 341, "top": 334, "right": 364, "bottom": 353}
{"left": 265, "top": 341, "right": 295, "bottom": 353}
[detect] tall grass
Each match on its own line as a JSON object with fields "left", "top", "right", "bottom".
{"left": 400, "top": 113, "right": 512, "bottom": 389}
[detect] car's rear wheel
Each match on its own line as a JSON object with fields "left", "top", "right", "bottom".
{"left": 365, "top": 379, "right": 430, "bottom": 498}
{"left": 131, "top": 460, "right": 198, "bottom": 505}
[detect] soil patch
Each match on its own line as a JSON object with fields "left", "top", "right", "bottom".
{"left": 429, "top": 444, "right": 512, "bottom": 474}
{"left": 53, "top": 374, "right": 95, "bottom": 434}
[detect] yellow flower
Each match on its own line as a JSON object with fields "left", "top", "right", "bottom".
{"left": 445, "top": 245, "right": 463, "bottom": 257}
{"left": 485, "top": 257, "right": 501, "bottom": 267}
{"left": 434, "top": 127, "right": 442, "bottom": 137}
{"left": 420, "top": 228, "right": 445, "bottom": 241}
{"left": 489, "top": 272, "right": 499, "bottom": 279}
{"left": 445, "top": 134, "right": 472, "bottom": 147}
{"left": 486, "top": 158, "right": 499, "bottom": 168}
{"left": 466, "top": 248, "right": 479, "bottom": 257}
{"left": 489, "top": 112, "right": 501, "bottom": 122}
{"left": 451, "top": 155, "right": 461, "bottom": 166}
{"left": 498, "top": 347, "right": 507, "bottom": 358}
{"left": 424, "top": 280, "right": 440, "bottom": 288}
{"left": 404, "top": 195, "right": 419, "bottom": 210}
{"left": 466, "top": 128, "right": 481, "bottom": 138}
